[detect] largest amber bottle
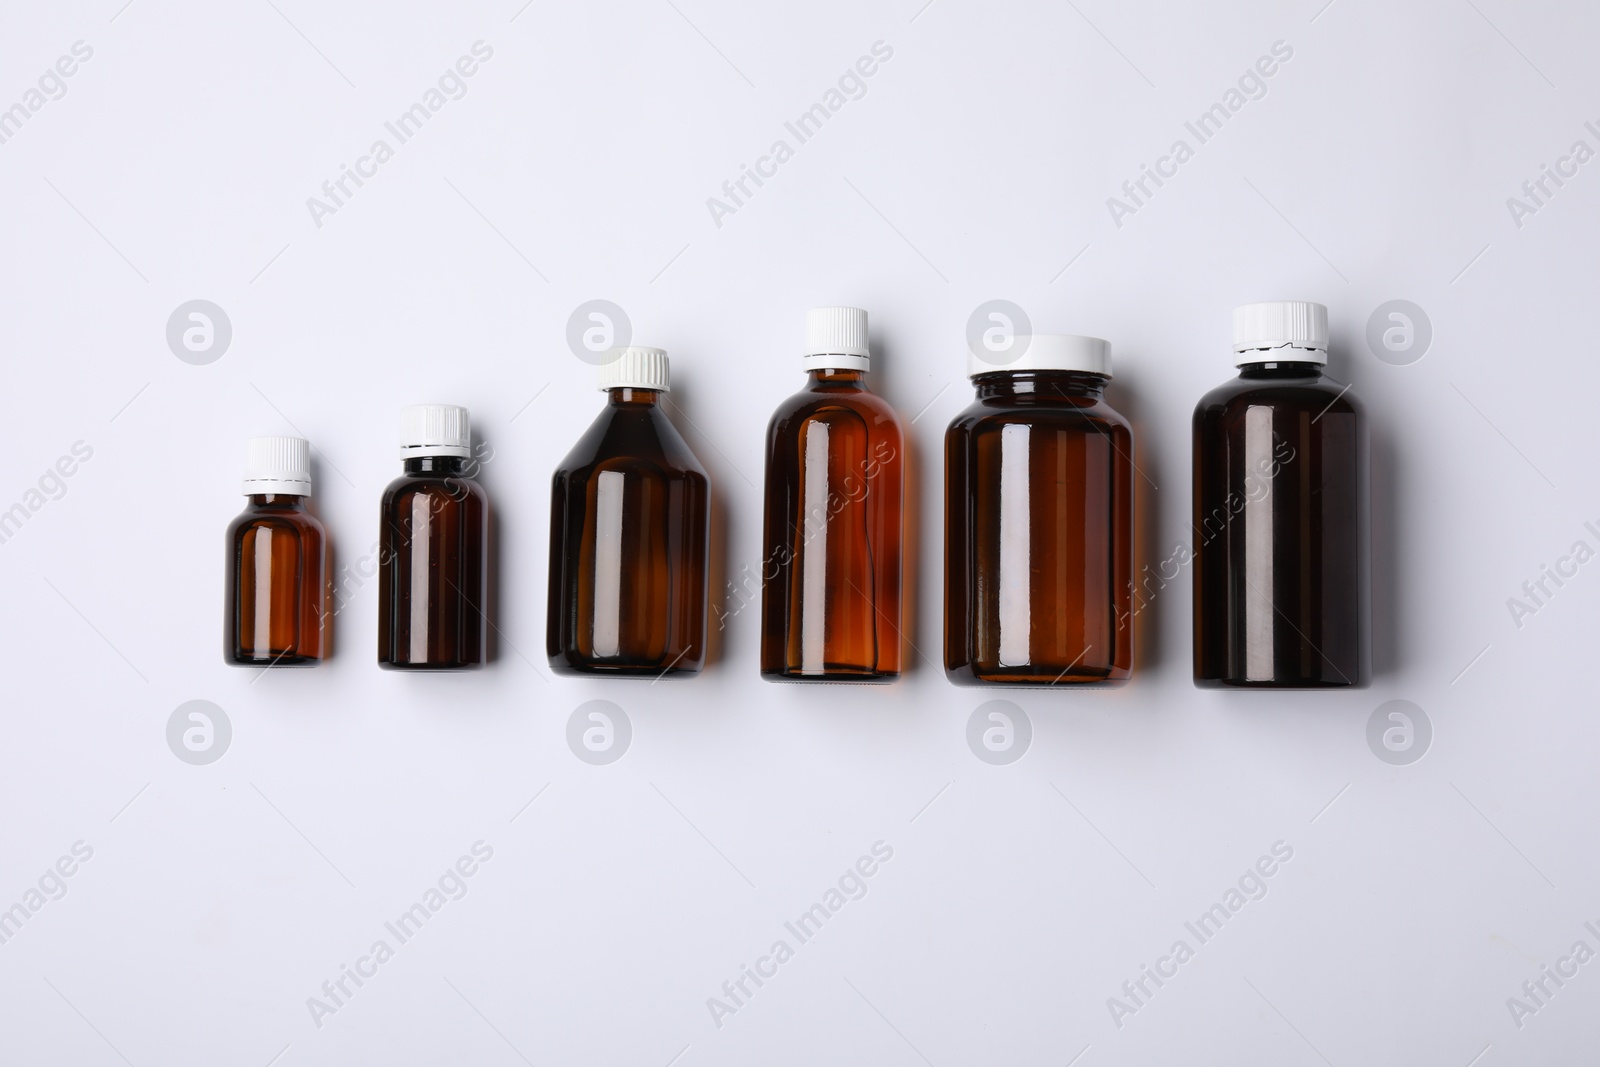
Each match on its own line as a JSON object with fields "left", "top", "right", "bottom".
{"left": 760, "top": 307, "right": 904, "bottom": 682}
{"left": 547, "top": 347, "right": 710, "bottom": 675}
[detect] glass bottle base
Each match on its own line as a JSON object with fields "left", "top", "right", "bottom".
{"left": 760, "top": 667, "right": 899, "bottom": 684}
{"left": 226, "top": 652, "right": 320, "bottom": 668}
{"left": 945, "top": 666, "right": 1127, "bottom": 688}
{"left": 378, "top": 659, "right": 483, "bottom": 672}
{"left": 548, "top": 659, "right": 702, "bottom": 678}
{"left": 1192, "top": 675, "right": 1361, "bottom": 689}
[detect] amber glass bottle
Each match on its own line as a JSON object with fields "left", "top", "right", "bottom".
{"left": 761, "top": 307, "right": 904, "bottom": 682}
{"left": 547, "top": 347, "right": 710, "bottom": 675}
{"left": 225, "top": 436, "right": 327, "bottom": 666}
{"left": 378, "top": 405, "right": 488, "bottom": 670}
{"left": 945, "top": 336, "right": 1133, "bottom": 686}
{"left": 1193, "top": 301, "right": 1367, "bottom": 688}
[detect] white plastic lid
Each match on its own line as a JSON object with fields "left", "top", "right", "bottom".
{"left": 1233, "top": 301, "right": 1328, "bottom": 365}
{"left": 242, "top": 435, "right": 311, "bottom": 496}
{"left": 803, "top": 306, "right": 870, "bottom": 371}
{"left": 968, "top": 334, "right": 1111, "bottom": 378}
{"left": 399, "top": 404, "right": 471, "bottom": 459}
{"left": 599, "top": 346, "right": 670, "bottom": 391}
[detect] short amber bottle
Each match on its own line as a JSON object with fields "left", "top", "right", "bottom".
{"left": 945, "top": 336, "right": 1133, "bottom": 686}
{"left": 378, "top": 405, "right": 488, "bottom": 670}
{"left": 225, "top": 436, "right": 327, "bottom": 666}
{"left": 547, "top": 347, "right": 710, "bottom": 675}
{"left": 761, "top": 307, "right": 904, "bottom": 682}
{"left": 1193, "top": 301, "right": 1367, "bottom": 687}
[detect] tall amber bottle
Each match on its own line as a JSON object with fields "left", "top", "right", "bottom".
{"left": 945, "top": 336, "right": 1133, "bottom": 685}
{"left": 378, "top": 405, "right": 488, "bottom": 670}
{"left": 1193, "top": 301, "right": 1367, "bottom": 687}
{"left": 761, "top": 307, "right": 904, "bottom": 682}
{"left": 225, "top": 436, "right": 327, "bottom": 666}
{"left": 547, "top": 347, "right": 710, "bottom": 675}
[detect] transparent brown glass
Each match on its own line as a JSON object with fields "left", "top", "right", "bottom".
{"left": 547, "top": 387, "right": 710, "bottom": 675}
{"left": 761, "top": 368, "right": 904, "bottom": 682}
{"left": 1192, "top": 361, "right": 1367, "bottom": 687}
{"left": 378, "top": 457, "right": 488, "bottom": 670}
{"left": 225, "top": 494, "right": 327, "bottom": 666}
{"left": 944, "top": 370, "right": 1133, "bottom": 686}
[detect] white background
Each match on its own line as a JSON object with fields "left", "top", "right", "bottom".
{"left": 1, "top": 0, "right": 1597, "bottom": 1064}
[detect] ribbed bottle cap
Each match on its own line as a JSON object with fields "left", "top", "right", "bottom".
{"left": 968, "top": 334, "right": 1111, "bottom": 378}
{"left": 598, "top": 347, "right": 670, "bottom": 391}
{"left": 803, "top": 306, "right": 870, "bottom": 371}
{"left": 242, "top": 435, "right": 311, "bottom": 496}
{"left": 399, "top": 404, "right": 471, "bottom": 458}
{"left": 1233, "top": 301, "right": 1328, "bottom": 365}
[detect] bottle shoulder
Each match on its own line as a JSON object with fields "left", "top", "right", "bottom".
{"left": 228, "top": 504, "right": 325, "bottom": 537}
{"left": 766, "top": 384, "right": 904, "bottom": 437}
{"left": 1194, "top": 374, "right": 1362, "bottom": 421}
{"left": 381, "top": 472, "right": 488, "bottom": 507}
{"left": 555, "top": 403, "right": 708, "bottom": 481}
{"left": 947, "top": 394, "right": 1131, "bottom": 435}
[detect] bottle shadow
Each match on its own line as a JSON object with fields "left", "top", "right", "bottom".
{"left": 469, "top": 429, "right": 502, "bottom": 666}
{"left": 1106, "top": 366, "right": 1168, "bottom": 679}
{"left": 1328, "top": 343, "right": 1395, "bottom": 683}
{"left": 660, "top": 369, "right": 738, "bottom": 673}
{"left": 871, "top": 329, "right": 938, "bottom": 681}
{"left": 1368, "top": 423, "right": 1399, "bottom": 680}
{"left": 306, "top": 451, "right": 338, "bottom": 662}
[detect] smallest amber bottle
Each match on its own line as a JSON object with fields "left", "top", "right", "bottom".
{"left": 225, "top": 436, "right": 328, "bottom": 666}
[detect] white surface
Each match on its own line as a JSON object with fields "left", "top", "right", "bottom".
{"left": 1, "top": 1, "right": 1597, "bottom": 1064}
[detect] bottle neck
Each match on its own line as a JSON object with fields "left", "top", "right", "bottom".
{"left": 247, "top": 493, "right": 307, "bottom": 508}
{"left": 972, "top": 370, "right": 1107, "bottom": 400}
{"left": 1237, "top": 360, "right": 1324, "bottom": 379}
{"left": 807, "top": 368, "right": 866, "bottom": 390}
{"left": 403, "top": 455, "right": 469, "bottom": 474}
{"left": 606, "top": 387, "right": 662, "bottom": 407}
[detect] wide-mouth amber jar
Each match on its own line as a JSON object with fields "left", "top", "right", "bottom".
{"left": 944, "top": 336, "right": 1133, "bottom": 687}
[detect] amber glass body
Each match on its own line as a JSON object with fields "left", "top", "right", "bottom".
{"left": 225, "top": 494, "right": 327, "bottom": 666}
{"left": 1192, "top": 361, "right": 1367, "bottom": 688}
{"left": 378, "top": 457, "right": 488, "bottom": 670}
{"left": 547, "top": 388, "right": 710, "bottom": 675}
{"left": 760, "top": 368, "right": 904, "bottom": 682}
{"left": 944, "top": 371, "right": 1133, "bottom": 686}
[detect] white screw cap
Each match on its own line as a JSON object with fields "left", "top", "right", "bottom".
{"left": 598, "top": 347, "right": 670, "bottom": 391}
{"left": 242, "top": 435, "right": 311, "bottom": 496}
{"left": 803, "top": 306, "right": 870, "bottom": 372}
{"left": 399, "top": 404, "right": 471, "bottom": 459}
{"left": 968, "top": 334, "right": 1111, "bottom": 379}
{"left": 1233, "top": 301, "right": 1329, "bottom": 365}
